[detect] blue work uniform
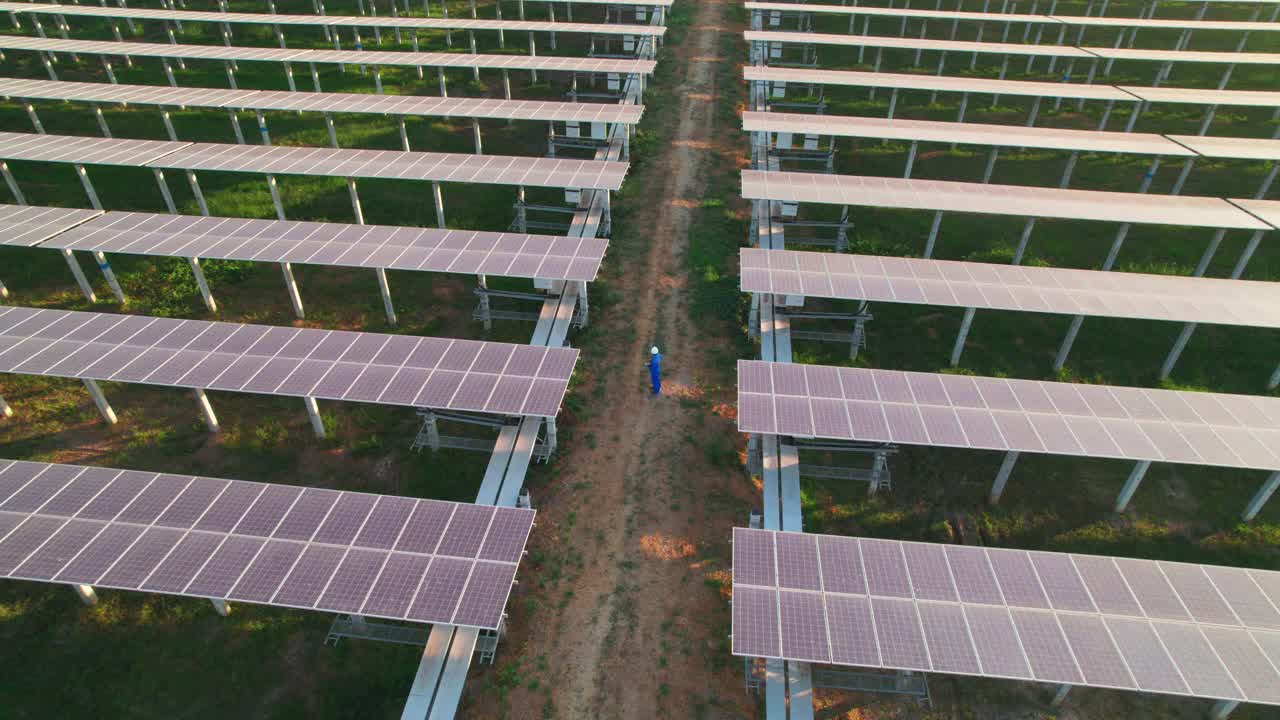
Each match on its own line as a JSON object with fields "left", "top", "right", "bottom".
{"left": 648, "top": 353, "right": 662, "bottom": 395}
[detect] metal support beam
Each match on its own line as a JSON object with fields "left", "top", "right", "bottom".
{"left": 188, "top": 257, "right": 217, "bottom": 312}
{"left": 1114, "top": 460, "right": 1151, "bottom": 512}
{"left": 304, "top": 396, "right": 325, "bottom": 438}
{"left": 989, "top": 450, "right": 1019, "bottom": 503}
{"left": 61, "top": 249, "right": 98, "bottom": 303}
{"left": 0, "top": 394, "right": 12, "bottom": 418}
{"left": 1243, "top": 471, "right": 1280, "bottom": 522}
{"left": 1050, "top": 683, "right": 1070, "bottom": 707}
{"left": 210, "top": 598, "right": 230, "bottom": 616}
{"left": 83, "top": 379, "right": 117, "bottom": 424}
{"left": 280, "top": 262, "right": 305, "bottom": 319}
{"left": 193, "top": 388, "right": 219, "bottom": 432}
{"left": 432, "top": 181, "right": 446, "bottom": 228}
{"left": 950, "top": 307, "right": 975, "bottom": 367}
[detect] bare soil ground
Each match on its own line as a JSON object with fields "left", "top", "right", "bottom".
{"left": 463, "top": 0, "right": 758, "bottom": 716}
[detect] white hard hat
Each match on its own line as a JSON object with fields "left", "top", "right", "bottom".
{"left": 650, "top": 346, "right": 659, "bottom": 355}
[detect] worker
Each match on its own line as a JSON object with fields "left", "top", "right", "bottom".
{"left": 648, "top": 345, "right": 662, "bottom": 396}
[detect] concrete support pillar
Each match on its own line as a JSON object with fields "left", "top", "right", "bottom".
{"left": 61, "top": 249, "right": 98, "bottom": 303}
{"left": 210, "top": 598, "right": 229, "bottom": 616}
{"left": 472, "top": 119, "right": 483, "bottom": 155}
{"left": 1050, "top": 683, "right": 1070, "bottom": 707}
{"left": 193, "top": 388, "right": 219, "bottom": 432}
{"left": 324, "top": 113, "right": 340, "bottom": 148}
{"left": 398, "top": 117, "right": 410, "bottom": 151}
{"left": 437, "top": 67, "right": 448, "bottom": 97}
{"left": 950, "top": 307, "right": 976, "bottom": 367}
{"left": 188, "top": 257, "right": 217, "bottom": 312}
{"left": 83, "top": 379, "right": 117, "bottom": 424}
{"left": 1243, "top": 472, "right": 1280, "bottom": 522}
{"left": 989, "top": 450, "right": 1019, "bottom": 503}
{"left": 0, "top": 394, "right": 12, "bottom": 418}
{"left": 73, "top": 584, "right": 98, "bottom": 605}
{"left": 304, "top": 396, "right": 325, "bottom": 438}
{"left": 280, "top": 262, "right": 305, "bottom": 319}
{"left": 347, "top": 178, "right": 364, "bottom": 224}
{"left": 1114, "top": 460, "right": 1151, "bottom": 512}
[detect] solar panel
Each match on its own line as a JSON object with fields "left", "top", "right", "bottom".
{"left": 1050, "top": 14, "right": 1279, "bottom": 31}
{"left": 736, "top": 360, "right": 1280, "bottom": 472}
{"left": 745, "top": 1, "right": 1050, "bottom": 24}
{"left": 150, "top": 141, "right": 628, "bottom": 191}
{"left": 0, "top": 131, "right": 188, "bottom": 166}
{"left": 1231, "top": 198, "right": 1280, "bottom": 230}
{"left": 745, "top": 30, "right": 1095, "bottom": 58}
{"left": 732, "top": 528, "right": 1280, "bottom": 706}
{"left": 740, "top": 171, "right": 1270, "bottom": 230}
{"left": 1085, "top": 46, "right": 1280, "bottom": 66}
{"left": 43, "top": 210, "right": 607, "bottom": 282}
{"left": 0, "top": 459, "right": 534, "bottom": 629}
{"left": 744, "top": 66, "right": 1137, "bottom": 102}
{"left": 1119, "top": 85, "right": 1280, "bottom": 109}
{"left": 0, "top": 131, "right": 627, "bottom": 191}
{"left": 0, "top": 306, "right": 577, "bottom": 418}
{"left": 1168, "top": 134, "right": 1280, "bottom": 162}
{"left": 743, "top": 112, "right": 1194, "bottom": 156}
{"left": 0, "top": 204, "right": 101, "bottom": 249}
{"left": 739, "top": 248, "right": 1280, "bottom": 329}
{"left": 0, "top": 35, "right": 659, "bottom": 75}
{"left": 12, "top": 3, "right": 668, "bottom": 36}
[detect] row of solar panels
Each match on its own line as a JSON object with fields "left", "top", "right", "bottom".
{"left": 745, "top": 111, "right": 1279, "bottom": 160}
{"left": 745, "top": 65, "right": 1280, "bottom": 107}
{"left": 746, "top": 28, "right": 1280, "bottom": 66}
{"left": 0, "top": 458, "right": 535, "bottom": 629}
{"left": 0, "top": 130, "right": 628, "bottom": 189}
{"left": 0, "top": 34, "right": 659, "bottom": 74}
{"left": 741, "top": 170, "right": 1276, "bottom": 230}
{"left": 0, "top": 305, "right": 577, "bottom": 417}
{"left": 0, "top": 0, "right": 669, "bottom": 35}
{"left": 745, "top": 0, "right": 1280, "bottom": 33}
{"left": 0, "top": 204, "right": 607, "bottom": 281}
{"left": 0, "top": 76, "right": 645, "bottom": 125}
{"left": 731, "top": 528, "right": 1280, "bottom": 706}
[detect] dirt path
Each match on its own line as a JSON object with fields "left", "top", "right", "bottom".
{"left": 464, "top": 0, "right": 754, "bottom": 717}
